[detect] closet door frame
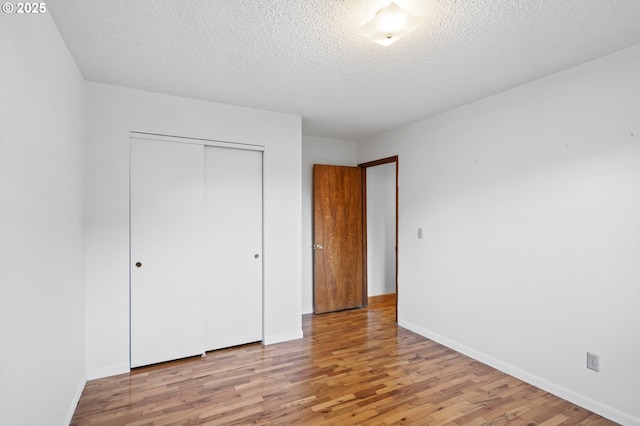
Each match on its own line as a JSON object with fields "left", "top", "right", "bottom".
{"left": 130, "top": 132, "right": 265, "bottom": 152}
{"left": 129, "top": 132, "right": 264, "bottom": 368}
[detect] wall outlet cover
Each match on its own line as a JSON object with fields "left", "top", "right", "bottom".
{"left": 587, "top": 352, "right": 599, "bottom": 372}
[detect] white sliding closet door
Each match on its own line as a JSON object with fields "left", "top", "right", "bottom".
{"left": 130, "top": 138, "right": 205, "bottom": 368}
{"left": 204, "top": 147, "right": 263, "bottom": 351}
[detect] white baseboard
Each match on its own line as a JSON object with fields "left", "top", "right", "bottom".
{"left": 63, "top": 372, "right": 86, "bottom": 426}
{"left": 86, "top": 363, "right": 130, "bottom": 381}
{"left": 302, "top": 305, "right": 314, "bottom": 315}
{"left": 264, "top": 329, "right": 304, "bottom": 345}
{"left": 398, "top": 319, "right": 639, "bottom": 426}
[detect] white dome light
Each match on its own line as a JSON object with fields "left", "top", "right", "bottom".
{"left": 354, "top": 2, "right": 424, "bottom": 46}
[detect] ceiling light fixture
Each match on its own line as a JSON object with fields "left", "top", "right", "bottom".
{"left": 354, "top": 2, "right": 424, "bottom": 46}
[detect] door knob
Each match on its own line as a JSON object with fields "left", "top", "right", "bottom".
{"left": 254, "top": 254, "right": 260, "bottom": 259}
{"left": 135, "top": 262, "right": 142, "bottom": 268}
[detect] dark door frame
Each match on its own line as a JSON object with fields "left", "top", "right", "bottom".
{"left": 359, "top": 156, "right": 399, "bottom": 321}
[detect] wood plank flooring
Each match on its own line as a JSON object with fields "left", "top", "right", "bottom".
{"left": 71, "top": 301, "right": 616, "bottom": 425}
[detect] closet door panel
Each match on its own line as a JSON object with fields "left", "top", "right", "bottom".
{"left": 204, "top": 147, "right": 263, "bottom": 350}
{"left": 130, "top": 138, "right": 205, "bottom": 368}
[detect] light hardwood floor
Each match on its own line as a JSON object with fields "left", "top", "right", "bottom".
{"left": 72, "top": 300, "right": 616, "bottom": 425}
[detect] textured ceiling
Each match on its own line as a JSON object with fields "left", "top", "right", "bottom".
{"left": 49, "top": 0, "right": 640, "bottom": 142}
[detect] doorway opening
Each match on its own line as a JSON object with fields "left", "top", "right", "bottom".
{"left": 311, "top": 156, "right": 398, "bottom": 320}
{"left": 360, "top": 156, "right": 398, "bottom": 321}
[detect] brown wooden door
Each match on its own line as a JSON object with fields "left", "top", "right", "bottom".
{"left": 313, "top": 164, "right": 364, "bottom": 314}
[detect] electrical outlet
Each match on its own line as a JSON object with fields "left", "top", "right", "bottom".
{"left": 587, "top": 352, "right": 599, "bottom": 372}
{"left": 417, "top": 228, "right": 423, "bottom": 239}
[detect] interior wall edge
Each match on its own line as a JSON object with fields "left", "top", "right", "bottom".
{"left": 86, "top": 363, "right": 132, "bottom": 381}
{"left": 63, "top": 373, "right": 87, "bottom": 426}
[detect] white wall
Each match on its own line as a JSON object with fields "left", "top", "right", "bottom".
{"left": 301, "top": 136, "right": 358, "bottom": 313}
{"left": 366, "top": 163, "right": 396, "bottom": 296}
{"left": 358, "top": 44, "right": 640, "bottom": 424}
{"left": 84, "top": 83, "right": 303, "bottom": 378}
{"left": 0, "top": 13, "right": 86, "bottom": 425}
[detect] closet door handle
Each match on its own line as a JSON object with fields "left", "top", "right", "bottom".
{"left": 254, "top": 254, "right": 260, "bottom": 259}
{"left": 135, "top": 262, "right": 142, "bottom": 268}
